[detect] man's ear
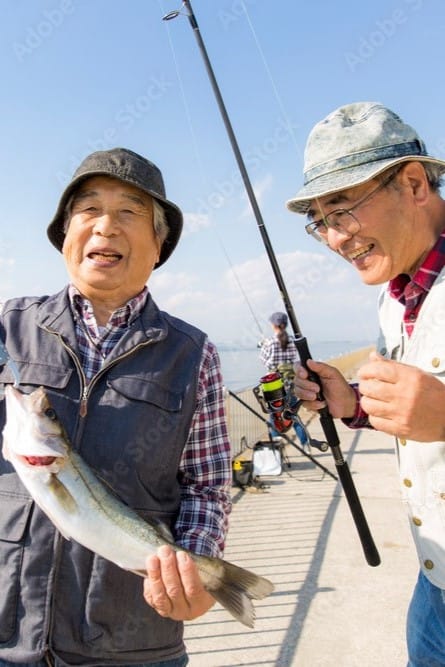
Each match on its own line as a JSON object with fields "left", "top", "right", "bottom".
{"left": 400, "top": 161, "right": 430, "bottom": 205}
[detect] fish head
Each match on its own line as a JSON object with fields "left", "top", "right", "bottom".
{"left": 2, "top": 385, "right": 69, "bottom": 473}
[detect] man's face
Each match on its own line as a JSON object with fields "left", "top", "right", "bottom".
{"left": 62, "top": 176, "right": 161, "bottom": 305}
{"left": 308, "top": 167, "right": 428, "bottom": 284}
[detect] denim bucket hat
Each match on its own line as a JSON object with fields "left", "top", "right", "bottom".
{"left": 47, "top": 147, "right": 183, "bottom": 268}
{"left": 286, "top": 101, "right": 445, "bottom": 215}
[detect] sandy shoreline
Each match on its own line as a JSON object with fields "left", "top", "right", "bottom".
{"left": 327, "top": 344, "right": 375, "bottom": 380}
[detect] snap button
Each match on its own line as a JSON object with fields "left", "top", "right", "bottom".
{"left": 424, "top": 560, "right": 434, "bottom": 570}
{"left": 431, "top": 357, "right": 440, "bottom": 368}
{"left": 399, "top": 438, "right": 407, "bottom": 446}
{"left": 412, "top": 517, "right": 422, "bottom": 526}
{"left": 379, "top": 347, "right": 387, "bottom": 356}
{"left": 403, "top": 478, "right": 412, "bottom": 487}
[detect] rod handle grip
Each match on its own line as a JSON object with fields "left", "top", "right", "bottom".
{"left": 294, "top": 335, "right": 381, "bottom": 567}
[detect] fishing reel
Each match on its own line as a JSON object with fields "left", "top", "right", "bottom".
{"left": 253, "top": 371, "right": 302, "bottom": 434}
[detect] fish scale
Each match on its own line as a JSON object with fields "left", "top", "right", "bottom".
{"left": 2, "top": 384, "right": 274, "bottom": 628}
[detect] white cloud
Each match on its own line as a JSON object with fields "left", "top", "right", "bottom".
{"left": 149, "top": 248, "right": 381, "bottom": 346}
{"left": 182, "top": 212, "right": 210, "bottom": 236}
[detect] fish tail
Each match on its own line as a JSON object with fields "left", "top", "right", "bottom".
{"left": 196, "top": 556, "right": 274, "bottom": 628}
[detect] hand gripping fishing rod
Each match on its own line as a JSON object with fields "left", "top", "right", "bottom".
{"left": 163, "top": 1, "right": 380, "bottom": 567}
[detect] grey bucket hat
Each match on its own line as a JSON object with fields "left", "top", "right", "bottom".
{"left": 47, "top": 147, "right": 183, "bottom": 268}
{"left": 286, "top": 101, "right": 445, "bottom": 215}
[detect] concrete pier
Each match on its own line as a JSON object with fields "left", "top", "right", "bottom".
{"left": 184, "top": 417, "right": 418, "bottom": 666}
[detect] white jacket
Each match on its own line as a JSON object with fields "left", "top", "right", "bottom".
{"left": 377, "top": 266, "right": 445, "bottom": 587}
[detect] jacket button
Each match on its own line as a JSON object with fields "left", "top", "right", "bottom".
{"left": 403, "top": 478, "right": 412, "bottom": 487}
{"left": 399, "top": 438, "right": 407, "bottom": 446}
{"left": 431, "top": 357, "right": 440, "bottom": 368}
{"left": 424, "top": 560, "right": 434, "bottom": 570}
{"left": 412, "top": 517, "right": 422, "bottom": 526}
{"left": 380, "top": 347, "right": 387, "bottom": 356}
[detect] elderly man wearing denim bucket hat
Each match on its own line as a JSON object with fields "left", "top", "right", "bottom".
{"left": 288, "top": 102, "right": 445, "bottom": 665}
{"left": 0, "top": 148, "right": 232, "bottom": 667}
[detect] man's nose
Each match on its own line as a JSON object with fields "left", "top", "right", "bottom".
{"left": 92, "top": 212, "right": 118, "bottom": 236}
{"left": 326, "top": 225, "right": 354, "bottom": 250}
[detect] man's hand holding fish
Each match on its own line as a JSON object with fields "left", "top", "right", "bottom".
{"left": 144, "top": 545, "right": 216, "bottom": 621}
{"left": 0, "top": 149, "right": 274, "bottom": 667}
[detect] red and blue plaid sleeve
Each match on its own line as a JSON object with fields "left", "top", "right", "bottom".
{"left": 175, "top": 338, "right": 232, "bottom": 558}
{"left": 341, "top": 383, "right": 374, "bottom": 430}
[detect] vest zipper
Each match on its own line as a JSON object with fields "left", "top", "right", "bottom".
{"left": 47, "top": 329, "right": 154, "bottom": 419}
{"left": 80, "top": 386, "right": 88, "bottom": 417}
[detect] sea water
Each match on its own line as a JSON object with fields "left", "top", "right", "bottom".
{"left": 218, "top": 339, "right": 373, "bottom": 391}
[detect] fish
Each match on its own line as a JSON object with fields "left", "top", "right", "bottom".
{"left": 1, "top": 385, "right": 274, "bottom": 628}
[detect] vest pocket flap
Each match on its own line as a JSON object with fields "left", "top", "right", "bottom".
{"left": 0, "top": 363, "right": 73, "bottom": 389}
{"left": 0, "top": 493, "right": 33, "bottom": 542}
{"left": 108, "top": 376, "right": 183, "bottom": 411}
{"left": 0, "top": 366, "right": 17, "bottom": 385}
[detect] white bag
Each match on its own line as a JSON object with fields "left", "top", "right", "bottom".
{"left": 252, "top": 443, "right": 282, "bottom": 477}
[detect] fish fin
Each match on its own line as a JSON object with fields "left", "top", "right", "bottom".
{"left": 33, "top": 475, "right": 77, "bottom": 542}
{"left": 196, "top": 556, "right": 274, "bottom": 628}
{"left": 148, "top": 518, "right": 175, "bottom": 544}
{"left": 48, "top": 474, "right": 77, "bottom": 513}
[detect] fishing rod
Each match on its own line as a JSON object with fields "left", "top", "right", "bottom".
{"left": 163, "top": 1, "right": 380, "bottom": 567}
{"left": 227, "top": 388, "right": 337, "bottom": 481}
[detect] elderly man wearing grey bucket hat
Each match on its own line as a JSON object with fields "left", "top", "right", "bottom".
{"left": 0, "top": 148, "right": 232, "bottom": 666}
{"left": 288, "top": 101, "right": 445, "bottom": 665}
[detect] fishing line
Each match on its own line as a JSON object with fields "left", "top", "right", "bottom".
{"left": 162, "top": 1, "right": 381, "bottom": 568}
{"left": 156, "top": 0, "right": 207, "bottom": 184}
{"left": 216, "top": 232, "right": 264, "bottom": 338}
{"left": 160, "top": 1, "right": 267, "bottom": 341}
{"left": 239, "top": 1, "right": 301, "bottom": 157}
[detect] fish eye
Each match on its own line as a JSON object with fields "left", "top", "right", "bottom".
{"left": 44, "top": 408, "right": 57, "bottom": 421}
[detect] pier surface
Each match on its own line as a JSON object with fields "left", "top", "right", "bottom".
{"left": 184, "top": 416, "right": 417, "bottom": 666}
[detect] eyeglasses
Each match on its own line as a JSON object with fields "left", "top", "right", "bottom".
{"left": 305, "top": 169, "right": 400, "bottom": 244}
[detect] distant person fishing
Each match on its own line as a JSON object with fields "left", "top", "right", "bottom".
{"left": 259, "top": 312, "right": 327, "bottom": 452}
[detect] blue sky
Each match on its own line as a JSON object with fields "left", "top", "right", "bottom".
{"left": 1, "top": 0, "right": 443, "bottom": 348}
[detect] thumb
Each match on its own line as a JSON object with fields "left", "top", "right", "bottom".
{"left": 368, "top": 349, "right": 385, "bottom": 362}
{"left": 306, "top": 358, "right": 337, "bottom": 379}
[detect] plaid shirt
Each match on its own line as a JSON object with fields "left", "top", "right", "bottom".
{"left": 259, "top": 334, "right": 298, "bottom": 371}
{"left": 68, "top": 285, "right": 231, "bottom": 557}
{"left": 346, "top": 229, "right": 445, "bottom": 428}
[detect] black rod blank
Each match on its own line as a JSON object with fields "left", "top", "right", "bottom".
{"left": 170, "top": 0, "right": 380, "bottom": 567}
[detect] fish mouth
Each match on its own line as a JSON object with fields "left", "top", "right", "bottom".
{"left": 24, "top": 456, "right": 57, "bottom": 466}
{"left": 18, "top": 454, "right": 64, "bottom": 473}
{"left": 348, "top": 244, "right": 374, "bottom": 261}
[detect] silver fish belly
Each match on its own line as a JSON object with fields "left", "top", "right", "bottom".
{"left": 2, "top": 385, "right": 274, "bottom": 627}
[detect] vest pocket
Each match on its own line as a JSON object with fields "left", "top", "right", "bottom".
{"left": 0, "top": 493, "right": 33, "bottom": 643}
{"left": 81, "top": 509, "right": 180, "bottom": 651}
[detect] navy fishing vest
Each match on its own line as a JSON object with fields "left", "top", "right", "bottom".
{"left": 0, "top": 287, "right": 205, "bottom": 664}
